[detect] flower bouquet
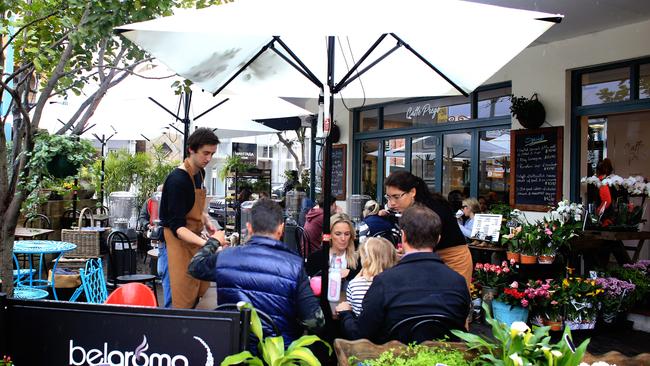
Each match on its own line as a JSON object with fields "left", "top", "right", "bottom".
{"left": 594, "top": 277, "right": 635, "bottom": 324}
{"left": 562, "top": 277, "right": 603, "bottom": 330}
{"left": 473, "top": 261, "right": 515, "bottom": 289}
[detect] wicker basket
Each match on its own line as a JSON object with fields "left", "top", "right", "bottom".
{"left": 61, "top": 207, "right": 105, "bottom": 258}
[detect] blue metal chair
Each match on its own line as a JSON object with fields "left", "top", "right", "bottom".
{"left": 69, "top": 258, "right": 108, "bottom": 303}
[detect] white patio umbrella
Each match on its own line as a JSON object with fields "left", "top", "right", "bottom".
{"left": 115, "top": 0, "right": 562, "bottom": 309}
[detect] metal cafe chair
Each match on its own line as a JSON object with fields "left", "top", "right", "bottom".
{"left": 107, "top": 231, "right": 158, "bottom": 305}
{"left": 388, "top": 314, "right": 464, "bottom": 344}
{"left": 69, "top": 258, "right": 108, "bottom": 304}
{"left": 105, "top": 282, "right": 157, "bottom": 307}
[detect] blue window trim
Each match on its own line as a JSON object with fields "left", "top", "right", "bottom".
{"left": 570, "top": 56, "right": 650, "bottom": 202}
{"left": 352, "top": 82, "right": 512, "bottom": 197}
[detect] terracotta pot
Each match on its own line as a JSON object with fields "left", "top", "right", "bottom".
{"left": 543, "top": 317, "right": 563, "bottom": 331}
{"left": 506, "top": 251, "right": 520, "bottom": 263}
{"left": 538, "top": 254, "right": 555, "bottom": 264}
{"left": 520, "top": 254, "right": 538, "bottom": 264}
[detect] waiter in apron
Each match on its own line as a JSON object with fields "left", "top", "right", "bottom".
{"left": 160, "top": 128, "right": 226, "bottom": 308}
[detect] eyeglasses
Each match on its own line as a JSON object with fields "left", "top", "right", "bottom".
{"left": 384, "top": 192, "right": 408, "bottom": 202}
{"left": 462, "top": 205, "right": 468, "bottom": 208}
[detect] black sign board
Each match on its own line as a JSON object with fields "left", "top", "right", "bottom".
{"left": 232, "top": 142, "right": 257, "bottom": 165}
{"left": 510, "top": 127, "right": 563, "bottom": 211}
{"left": 0, "top": 296, "right": 246, "bottom": 366}
{"left": 329, "top": 144, "right": 347, "bottom": 200}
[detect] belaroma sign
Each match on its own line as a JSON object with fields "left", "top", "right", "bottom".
{"left": 0, "top": 297, "right": 246, "bottom": 366}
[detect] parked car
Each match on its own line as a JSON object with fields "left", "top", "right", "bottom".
{"left": 207, "top": 197, "right": 235, "bottom": 228}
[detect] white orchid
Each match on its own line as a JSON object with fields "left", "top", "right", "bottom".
{"left": 509, "top": 353, "right": 524, "bottom": 366}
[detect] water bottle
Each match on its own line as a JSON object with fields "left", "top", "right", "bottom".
{"left": 327, "top": 257, "right": 342, "bottom": 302}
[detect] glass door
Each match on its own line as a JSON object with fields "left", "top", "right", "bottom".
{"left": 411, "top": 135, "right": 439, "bottom": 193}
{"left": 442, "top": 132, "right": 472, "bottom": 199}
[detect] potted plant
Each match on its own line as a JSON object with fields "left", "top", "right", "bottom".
{"left": 562, "top": 277, "right": 603, "bottom": 330}
{"left": 344, "top": 342, "right": 474, "bottom": 366}
{"left": 473, "top": 261, "right": 515, "bottom": 312}
{"left": 501, "top": 226, "right": 522, "bottom": 263}
{"left": 28, "top": 132, "right": 96, "bottom": 179}
{"left": 493, "top": 281, "right": 531, "bottom": 326}
{"left": 594, "top": 277, "right": 636, "bottom": 325}
{"left": 453, "top": 302, "right": 590, "bottom": 366}
{"left": 221, "top": 302, "right": 331, "bottom": 366}
{"left": 519, "top": 223, "right": 542, "bottom": 264}
{"left": 510, "top": 93, "right": 546, "bottom": 129}
{"left": 526, "top": 279, "right": 565, "bottom": 331}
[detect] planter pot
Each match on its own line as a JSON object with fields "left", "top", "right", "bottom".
{"left": 543, "top": 317, "right": 563, "bottom": 331}
{"left": 566, "top": 318, "right": 596, "bottom": 330}
{"left": 520, "top": 254, "right": 538, "bottom": 264}
{"left": 515, "top": 96, "right": 546, "bottom": 129}
{"left": 538, "top": 254, "right": 556, "bottom": 264}
{"left": 333, "top": 339, "right": 476, "bottom": 366}
{"left": 506, "top": 251, "right": 520, "bottom": 263}
{"left": 492, "top": 300, "right": 529, "bottom": 326}
{"left": 602, "top": 311, "right": 618, "bottom": 324}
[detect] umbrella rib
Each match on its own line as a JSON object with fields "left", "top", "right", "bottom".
{"left": 272, "top": 36, "right": 323, "bottom": 89}
{"left": 194, "top": 97, "right": 229, "bottom": 121}
{"left": 149, "top": 96, "right": 182, "bottom": 121}
{"left": 389, "top": 33, "right": 469, "bottom": 97}
{"left": 334, "top": 42, "right": 401, "bottom": 94}
{"left": 269, "top": 44, "right": 322, "bottom": 88}
{"left": 334, "top": 34, "right": 387, "bottom": 93}
{"left": 212, "top": 38, "right": 277, "bottom": 96}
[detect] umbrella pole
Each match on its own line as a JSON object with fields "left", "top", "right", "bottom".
{"left": 182, "top": 91, "right": 192, "bottom": 159}
{"left": 93, "top": 133, "right": 115, "bottom": 206}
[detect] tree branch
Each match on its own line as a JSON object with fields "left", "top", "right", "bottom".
{"left": 1, "top": 9, "right": 64, "bottom": 53}
{"left": 277, "top": 132, "right": 302, "bottom": 173}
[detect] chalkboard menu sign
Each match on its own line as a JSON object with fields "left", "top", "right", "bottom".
{"left": 330, "top": 144, "right": 347, "bottom": 200}
{"left": 510, "top": 127, "right": 563, "bottom": 211}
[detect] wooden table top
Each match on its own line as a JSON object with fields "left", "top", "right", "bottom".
{"left": 15, "top": 227, "right": 55, "bottom": 238}
{"left": 581, "top": 230, "right": 650, "bottom": 241}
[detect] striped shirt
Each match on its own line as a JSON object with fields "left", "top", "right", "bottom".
{"left": 346, "top": 276, "right": 373, "bottom": 317}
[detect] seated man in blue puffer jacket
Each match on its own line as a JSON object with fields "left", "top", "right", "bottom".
{"left": 188, "top": 198, "right": 324, "bottom": 349}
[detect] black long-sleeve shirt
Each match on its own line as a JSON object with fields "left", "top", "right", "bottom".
{"left": 159, "top": 167, "right": 204, "bottom": 236}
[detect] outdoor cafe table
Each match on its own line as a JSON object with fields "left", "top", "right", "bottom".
{"left": 14, "top": 227, "right": 54, "bottom": 240}
{"left": 13, "top": 240, "right": 77, "bottom": 300}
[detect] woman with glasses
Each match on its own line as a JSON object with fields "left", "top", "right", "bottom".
{"left": 382, "top": 170, "right": 472, "bottom": 289}
{"left": 457, "top": 198, "right": 480, "bottom": 240}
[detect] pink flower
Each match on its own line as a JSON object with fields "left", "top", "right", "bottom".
{"left": 521, "top": 299, "right": 529, "bottom": 307}
{"left": 503, "top": 267, "right": 510, "bottom": 273}
{"left": 551, "top": 300, "right": 558, "bottom": 305}
{"left": 510, "top": 281, "right": 519, "bottom": 289}
{"left": 475, "top": 263, "right": 483, "bottom": 270}
{"left": 502, "top": 261, "right": 508, "bottom": 267}
{"left": 545, "top": 228, "right": 553, "bottom": 235}
{"left": 510, "top": 258, "right": 516, "bottom": 265}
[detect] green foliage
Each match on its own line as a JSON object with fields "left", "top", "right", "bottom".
{"left": 353, "top": 343, "right": 471, "bottom": 366}
{"left": 452, "top": 302, "right": 589, "bottom": 366}
{"left": 20, "top": 132, "right": 96, "bottom": 217}
{"left": 219, "top": 155, "right": 255, "bottom": 181}
{"left": 101, "top": 145, "right": 177, "bottom": 207}
{"left": 608, "top": 267, "right": 650, "bottom": 307}
{"left": 221, "top": 302, "right": 331, "bottom": 366}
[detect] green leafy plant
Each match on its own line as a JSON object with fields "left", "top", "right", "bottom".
{"left": 452, "top": 302, "right": 589, "bottom": 366}
{"left": 221, "top": 302, "right": 331, "bottom": 366}
{"left": 509, "top": 94, "right": 546, "bottom": 129}
{"left": 608, "top": 266, "right": 650, "bottom": 308}
{"left": 1, "top": 355, "right": 13, "bottom": 366}
{"left": 350, "top": 343, "right": 472, "bottom": 366}
{"left": 219, "top": 155, "right": 256, "bottom": 181}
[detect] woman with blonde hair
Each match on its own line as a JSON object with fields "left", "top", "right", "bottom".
{"left": 358, "top": 200, "right": 399, "bottom": 245}
{"left": 457, "top": 198, "right": 480, "bottom": 239}
{"left": 343, "top": 237, "right": 397, "bottom": 316}
{"left": 306, "top": 213, "right": 360, "bottom": 281}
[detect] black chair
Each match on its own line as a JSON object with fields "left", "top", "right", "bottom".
{"left": 294, "top": 225, "right": 308, "bottom": 260}
{"left": 372, "top": 229, "right": 401, "bottom": 246}
{"left": 23, "top": 214, "right": 52, "bottom": 229}
{"left": 107, "top": 231, "right": 158, "bottom": 304}
{"left": 215, "top": 303, "right": 280, "bottom": 337}
{"left": 388, "top": 314, "right": 464, "bottom": 344}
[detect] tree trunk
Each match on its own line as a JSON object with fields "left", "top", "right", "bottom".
{"left": 0, "top": 194, "right": 22, "bottom": 297}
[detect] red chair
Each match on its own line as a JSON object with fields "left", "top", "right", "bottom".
{"left": 105, "top": 283, "right": 158, "bottom": 307}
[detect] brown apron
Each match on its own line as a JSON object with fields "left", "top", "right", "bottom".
{"left": 164, "top": 159, "right": 210, "bottom": 308}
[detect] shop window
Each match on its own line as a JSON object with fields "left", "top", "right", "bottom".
{"left": 383, "top": 96, "right": 471, "bottom": 129}
{"left": 581, "top": 67, "right": 630, "bottom": 105}
{"left": 478, "top": 87, "right": 512, "bottom": 118}
{"left": 641, "top": 64, "right": 650, "bottom": 99}
{"left": 411, "top": 136, "right": 437, "bottom": 192}
{"left": 361, "top": 140, "right": 380, "bottom": 199}
{"left": 384, "top": 138, "right": 406, "bottom": 177}
{"left": 479, "top": 129, "right": 510, "bottom": 205}
{"left": 358, "top": 109, "right": 379, "bottom": 132}
{"left": 442, "top": 132, "right": 471, "bottom": 198}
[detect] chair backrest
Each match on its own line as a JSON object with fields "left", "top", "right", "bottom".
{"left": 69, "top": 258, "right": 108, "bottom": 303}
{"left": 372, "top": 229, "right": 401, "bottom": 246}
{"left": 388, "top": 314, "right": 463, "bottom": 344}
{"left": 23, "top": 214, "right": 52, "bottom": 229}
{"left": 294, "top": 225, "right": 308, "bottom": 259}
{"left": 81, "top": 258, "right": 108, "bottom": 303}
{"left": 107, "top": 231, "right": 138, "bottom": 281}
{"left": 215, "top": 303, "right": 280, "bottom": 337}
{"left": 105, "top": 283, "right": 157, "bottom": 307}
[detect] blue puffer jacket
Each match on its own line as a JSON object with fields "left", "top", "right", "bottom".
{"left": 214, "top": 236, "right": 307, "bottom": 344}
